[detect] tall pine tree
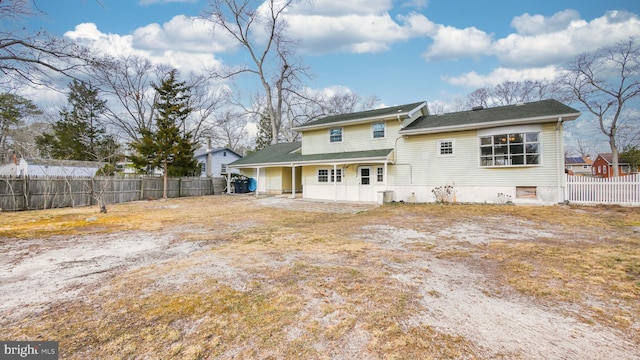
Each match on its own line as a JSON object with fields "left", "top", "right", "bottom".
{"left": 36, "top": 80, "right": 118, "bottom": 162}
{"left": 129, "top": 69, "right": 198, "bottom": 198}
{"left": 254, "top": 110, "right": 273, "bottom": 151}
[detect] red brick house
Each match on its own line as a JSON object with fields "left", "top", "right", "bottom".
{"left": 592, "top": 153, "right": 638, "bottom": 177}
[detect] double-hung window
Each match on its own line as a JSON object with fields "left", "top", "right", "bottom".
{"left": 330, "top": 169, "right": 342, "bottom": 182}
{"left": 318, "top": 169, "right": 329, "bottom": 182}
{"left": 480, "top": 132, "right": 540, "bottom": 166}
{"left": 330, "top": 128, "right": 343, "bottom": 142}
{"left": 372, "top": 122, "right": 385, "bottom": 139}
{"left": 438, "top": 140, "right": 454, "bottom": 156}
{"left": 376, "top": 167, "right": 384, "bottom": 182}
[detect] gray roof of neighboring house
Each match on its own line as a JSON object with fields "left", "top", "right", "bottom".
{"left": 565, "top": 157, "right": 590, "bottom": 164}
{"left": 229, "top": 142, "right": 393, "bottom": 167}
{"left": 24, "top": 158, "right": 106, "bottom": 168}
{"left": 194, "top": 147, "right": 241, "bottom": 158}
{"left": 400, "top": 99, "right": 580, "bottom": 134}
{"left": 294, "top": 101, "right": 427, "bottom": 130}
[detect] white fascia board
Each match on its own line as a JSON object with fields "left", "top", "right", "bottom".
{"left": 399, "top": 112, "right": 580, "bottom": 136}
{"left": 228, "top": 156, "right": 393, "bottom": 169}
{"left": 293, "top": 113, "right": 411, "bottom": 132}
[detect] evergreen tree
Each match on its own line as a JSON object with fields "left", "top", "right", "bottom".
{"left": 254, "top": 110, "right": 273, "bottom": 151}
{"left": 129, "top": 69, "right": 198, "bottom": 198}
{"left": 36, "top": 80, "right": 119, "bottom": 162}
{"left": 0, "top": 93, "right": 42, "bottom": 162}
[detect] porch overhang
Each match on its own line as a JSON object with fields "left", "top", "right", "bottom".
{"left": 228, "top": 148, "right": 395, "bottom": 169}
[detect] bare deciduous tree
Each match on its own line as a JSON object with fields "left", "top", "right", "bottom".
{"left": 563, "top": 38, "right": 640, "bottom": 176}
{"left": 1, "top": 0, "right": 95, "bottom": 88}
{"left": 202, "top": 0, "right": 309, "bottom": 145}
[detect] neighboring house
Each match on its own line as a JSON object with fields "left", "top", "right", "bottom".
{"left": 592, "top": 153, "right": 639, "bottom": 178}
{"left": 565, "top": 156, "right": 593, "bottom": 176}
{"left": 194, "top": 147, "right": 242, "bottom": 177}
{"left": 0, "top": 158, "right": 106, "bottom": 177}
{"left": 230, "top": 99, "right": 580, "bottom": 204}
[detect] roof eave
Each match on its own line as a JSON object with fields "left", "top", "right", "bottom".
{"left": 293, "top": 113, "right": 411, "bottom": 132}
{"left": 399, "top": 112, "right": 580, "bottom": 135}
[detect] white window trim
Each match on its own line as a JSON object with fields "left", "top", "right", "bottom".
{"left": 318, "top": 169, "right": 329, "bottom": 182}
{"left": 478, "top": 130, "right": 543, "bottom": 168}
{"left": 375, "top": 166, "right": 384, "bottom": 183}
{"left": 329, "top": 127, "right": 343, "bottom": 143}
{"left": 372, "top": 122, "right": 386, "bottom": 139}
{"left": 437, "top": 139, "right": 455, "bottom": 157}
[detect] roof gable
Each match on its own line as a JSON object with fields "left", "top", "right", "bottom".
{"left": 401, "top": 99, "right": 580, "bottom": 135}
{"left": 194, "top": 147, "right": 242, "bottom": 158}
{"left": 294, "top": 101, "right": 427, "bottom": 131}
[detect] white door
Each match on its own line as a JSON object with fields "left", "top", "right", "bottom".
{"left": 358, "top": 167, "right": 373, "bottom": 201}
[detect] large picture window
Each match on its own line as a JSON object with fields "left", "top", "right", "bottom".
{"left": 330, "top": 128, "right": 343, "bottom": 142}
{"left": 480, "top": 132, "right": 540, "bottom": 166}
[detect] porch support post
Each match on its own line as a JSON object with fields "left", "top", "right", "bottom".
{"left": 256, "top": 167, "right": 260, "bottom": 197}
{"left": 333, "top": 164, "right": 337, "bottom": 202}
{"left": 291, "top": 164, "right": 296, "bottom": 199}
{"left": 384, "top": 161, "right": 388, "bottom": 190}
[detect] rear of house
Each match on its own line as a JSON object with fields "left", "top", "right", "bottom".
{"left": 231, "top": 99, "right": 580, "bottom": 205}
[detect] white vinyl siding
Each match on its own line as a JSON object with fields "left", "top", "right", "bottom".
{"left": 392, "top": 123, "right": 560, "bottom": 187}
{"left": 301, "top": 121, "right": 402, "bottom": 155}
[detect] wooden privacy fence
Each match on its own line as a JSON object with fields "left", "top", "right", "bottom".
{"left": 0, "top": 176, "right": 227, "bottom": 211}
{"left": 565, "top": 174, "right": 640, "bottom": 205}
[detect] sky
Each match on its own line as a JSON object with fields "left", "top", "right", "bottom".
{"left": 16, "top": 0, "right": 640, "bottom": 151}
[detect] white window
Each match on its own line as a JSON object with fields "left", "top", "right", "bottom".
{"left": 330, "top": 168, "right": 342, "bottom": 182}
{"left": 480, "top": 132, "right": 540, "bottom": 167}
{"left": 372, "top": 122, "right": 385, "bottom": 139}
{"left": 438, "top": 140, "right": 454, "bottom": 156}
{"left": 376, "top": 167, "right": 384, "bottom": 182}
{"left": 220, "top": 164, "right": 228, "bottom": 174}
{"left": 318, "top": 169, "right": 329, "bottom": 182}
{"left": 330, "top": 128, "right": 343, "bottom": 143}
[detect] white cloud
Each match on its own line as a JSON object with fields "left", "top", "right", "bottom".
{"left": 492, "top": 10, "right": 640, "bottom": 67}
{"left": 132, "top": 15, "right": 237, "bottom": 54}
{"left": 64, "top": 21, "right": 224, "bottom": 74}
{"left": 443, "top": 66, "right": 560, "bottom": 89}
{"left": 285, "top": 11, "right": 434, "bottom": 54}
{"left": 422, "top": 25, "right": 492, "bottom": 61}
{"left": 511, "top": 9, "right": 580, "bottom": 35}
{"left": 288, "top": 0, "right": 393, "bottom": 16}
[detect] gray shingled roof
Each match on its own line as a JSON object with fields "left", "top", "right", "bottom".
{"left": 401, "top": 99, "right": 580, "bottom": 134}
{"left": 295, "top": 101, "right": 426, "bottom": 130}
{"left": 229, "top": 142, "right": 393, "bottom": 167}
{"left": 229, "top": 142, "right": 302, "bottom": 166}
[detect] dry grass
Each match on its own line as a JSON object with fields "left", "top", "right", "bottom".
{"left": 2, "top": 196, "right": 639, "bottom": 358}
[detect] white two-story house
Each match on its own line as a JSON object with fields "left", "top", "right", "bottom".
{"left": 229, "top": 99, "right": 580, "bottom": 204}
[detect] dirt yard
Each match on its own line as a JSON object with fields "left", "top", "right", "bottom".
{"left": 1, "top": 195, "right": 639, "bottom": 359}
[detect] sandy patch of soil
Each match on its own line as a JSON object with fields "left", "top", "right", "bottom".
{"left": 0, "top": 198, "right": 638, "bottom": 359}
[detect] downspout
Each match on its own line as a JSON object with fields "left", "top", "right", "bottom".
{"left": 394, "top": 135, "right": 413, "bottom": 184}
{"left": 556, "top": 117, "right": 564, "bottom": 203}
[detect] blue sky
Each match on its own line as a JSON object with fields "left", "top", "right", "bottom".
{"left": 24, "top": 0, "right": 640, "bottom": 109}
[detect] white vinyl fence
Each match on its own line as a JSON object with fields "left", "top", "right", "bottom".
{"left": 565, "top": 174, "right": 640, "bottom": 205}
